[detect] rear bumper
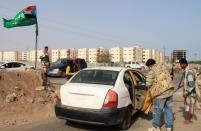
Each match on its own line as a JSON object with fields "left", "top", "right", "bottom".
{"left": 55, "top": 103, "right": 127, "bottom": 125}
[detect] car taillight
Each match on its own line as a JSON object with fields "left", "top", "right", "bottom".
{"left": 103, "top": 90, "right": 118, "bottom": 108}
{"left": 55, "top": 95, "right": 61, "bottom": 103}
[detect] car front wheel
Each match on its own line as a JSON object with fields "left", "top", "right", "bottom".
{"left": 119, "top": 106, "right": 132, "bottom": 130}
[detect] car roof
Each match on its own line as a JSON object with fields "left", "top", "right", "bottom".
{"left": 0, "top": 61, "right": 24, "bottom": 63}
{"left": 83, "top": 67, "right": 128, "bottom": 72}
{"left": 82, "top": 67, "right": 146, "bottom": 75}
{"left": 0, "top": 61, "right": 26, "bottom": 65}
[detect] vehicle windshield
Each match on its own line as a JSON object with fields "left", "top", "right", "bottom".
{"left": 70, "top": 70, "right": 119, "bottom": 86}
{"left": 54, "top": 59, "right": 62, "bottom": 64}
{"left": 54, "top": 59, "right": 68, "bottom": 64}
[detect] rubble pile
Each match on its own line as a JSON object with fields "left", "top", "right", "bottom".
{"left": 0, "top": 69, "right": 57, "bottom": 128}
{"left": 0, "top": 69, "right": 56, "bottom": 104}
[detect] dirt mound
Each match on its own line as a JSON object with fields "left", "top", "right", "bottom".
{"left": 0, "top": 70, "right": 58, "bottom": 128}
{"left": 0, "top": 70, "right": 43, "bottom": 102}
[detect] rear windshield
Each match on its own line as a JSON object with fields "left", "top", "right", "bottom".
{"left": 54, "top": 59, "right": 62, "bottom": 64}
{"left": 70, "top": 70, "right": 119, "bottom": 86}
{"left": 54, "top": 59, "right": 71, "bottom": 64}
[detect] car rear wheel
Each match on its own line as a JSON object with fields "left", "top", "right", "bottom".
{"left": 119, "top": 106, "right": 132, "bottom": 130}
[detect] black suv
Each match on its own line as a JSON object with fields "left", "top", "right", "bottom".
{"left": 48, "top": 58, "right": 87, "bottom": 77}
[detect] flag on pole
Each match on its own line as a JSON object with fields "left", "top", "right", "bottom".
{"left": 3, "top": 5, "right": 37, "bottom": 28}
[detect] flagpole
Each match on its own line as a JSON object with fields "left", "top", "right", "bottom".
{"left": 34, "top": 18, "right": 38, "bottom": 69}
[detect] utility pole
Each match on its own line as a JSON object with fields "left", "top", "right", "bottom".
{"left": 34, "top": 18, "right": 38, "bottom": 69}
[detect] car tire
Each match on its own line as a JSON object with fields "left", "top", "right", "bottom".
{"left": 119, "top": 106, "right": 132, "bottom": 130}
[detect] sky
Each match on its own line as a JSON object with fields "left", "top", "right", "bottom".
{"left": 0, "top": 0, "right": 201, "bottom": 60}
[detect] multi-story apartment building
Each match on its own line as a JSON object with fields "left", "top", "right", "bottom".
{"left": 78, "top": 48, "right": 88, "bottom": 62}
{"left": 123, "top": 47, "right": 134, "bottom": 62}
{"left": 136, "top": 46, "right": 143, "bottom": 63}
{"left": 172, "top": 50, "right": 186, "bottom": 63}
{"left": 67, "top": 48, "right": 77, "bottom": 59}
{"left": 51, "top": 49, "right": 60, "bottom": 62}
{"left": 142, "top": 49, "right": 165, "bottom": 63}
{"left": 109, "top": 47, "right": 123, "bottom": 63}
{"left": 0, "top": 51, "right": 3, "bottom": 61}
{"left": 51, "top": 48, "right": 78, "bottom": 61}
{"left": 2, "top": 51, "right": 18, "bottom": 61}
{"left": 155, "top": 50, "right": 160, "bottom": 63}
{"left": 150, "top": 49, "right": 156, "bottom": 60}
{"left": 29, "top": 49, "right": 43, "bottom": 62}
{"left": 88, "top": 48, "right": 103, "bottom": 63}
{"left": 159, "top": 52, "right": 165, "bottom": 63}
{"left": 21, "top": 51, "right": 30, "bottom": 61}
{"left": 17, "top": 52, "right": 22, "bottom": 61}
{"left": 151, "top": 50, "right": 164, "bottom": 64}
{"left": 60, "top": 49, "right": 68, "bottom": 59}
{"left": 142, "top": 49, "right": 151, "bottom": 63}
{"left": 1, "top": 46, "right": 166, "bottom": 64}
{"left": 123, "top": 46, "right": 143, "bottom": 63}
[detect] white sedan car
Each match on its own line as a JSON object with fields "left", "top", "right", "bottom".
{"left": 0, "top": 61, "right": 33, "bottom": 71}
{"left": 55, "top": 67, "right": 149, "bottom": 130}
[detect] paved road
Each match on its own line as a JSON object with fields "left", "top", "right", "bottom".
{"left": 4, "top": 112, "right": 153, "bottom": 131}
{"left": 4, "top": 71, "right": 185, "bottom": 131}
{"left": 48, "top": 77, "right": 67, "bottom": 85}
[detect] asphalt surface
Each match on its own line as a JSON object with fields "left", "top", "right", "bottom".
{"left": 4, "top": 112, "right": 153, "bottom": 131}
{"left": 48, "top": 77, "right": 67, "bottom": 85}
{"left": 3, "top": 71, "right": 184, "bottom": 131}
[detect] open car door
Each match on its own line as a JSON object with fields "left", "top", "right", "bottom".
{"left": 129, "top": 70, "right": 152, "bottom": 113}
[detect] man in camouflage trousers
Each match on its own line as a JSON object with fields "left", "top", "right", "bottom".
{"left": 40, "top": 46, "right": 50, "bottom": 86}
{"left": 178, "top": 58, "right": 196, "bottom": 124}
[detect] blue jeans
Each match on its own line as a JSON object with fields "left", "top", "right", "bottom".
{"left": 152, "top": 96, "right": 173, "bottom": 128}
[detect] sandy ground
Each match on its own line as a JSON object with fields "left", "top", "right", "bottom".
{"left": 0, "top": 70, "right": 59, "bottom": 128}
{"left": 1, "top": 94, "right": 201, "bottom": 131}
{"left": 1, "top": 69, "right": 201, "bottom": 131}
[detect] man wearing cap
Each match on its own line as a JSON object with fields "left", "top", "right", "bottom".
{"left": 146, "top": 59, "right": 174, "bottom": 131}
{"left": 178, "top": 58, "right": 196, "bottom": 124}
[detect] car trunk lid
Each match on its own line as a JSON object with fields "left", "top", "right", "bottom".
{"left": 60, "top": 83, "right": 113, "bottom": 110}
